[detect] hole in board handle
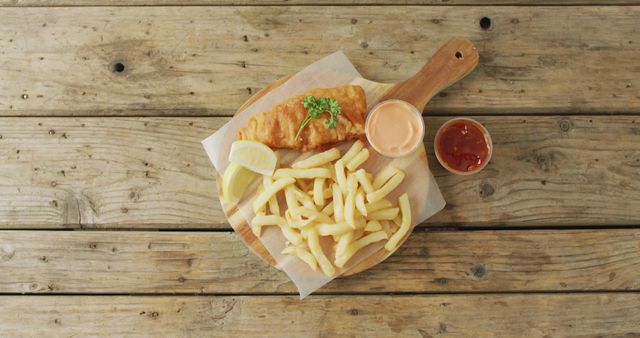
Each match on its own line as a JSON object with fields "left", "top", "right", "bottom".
{"left": 455, "top": 51, "right": 463, "bottom": 59}
{"left": 113, "top": 62, "right": 126, "bottom": 73}
{"left": 480, "top": 17, "right": 491, "bottom": 30}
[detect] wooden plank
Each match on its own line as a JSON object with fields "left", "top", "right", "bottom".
{"left": 1, "top": 294, "right": 639, "bottom": 337}
{"left": 0, "top": 6, "right": 638, "bottom": 116}
{"left": 4, "top": 1, "right": 640, "bottom": 6}
{"left": 4, "top": 0, "right": 640, "bottom": 5}
{"left": 0, "top": 230, "right": 638, "bottom": 294}
{"left": 0, "top": 117, "right": 225, "bottom": 228}
{"left": 1, "top": 115, "right": 639, "bottom": 229}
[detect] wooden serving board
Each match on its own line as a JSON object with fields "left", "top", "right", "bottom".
{"left": 215, "top": 38, "right": 479, "bottom": 276}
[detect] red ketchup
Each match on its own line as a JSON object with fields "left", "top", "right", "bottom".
{"left": 435, "top": 118, "right": 492, "bottom": 174}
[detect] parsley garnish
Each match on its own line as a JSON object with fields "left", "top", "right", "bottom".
{"left": 295, "top": 96, "right": 341, "bottom": 141}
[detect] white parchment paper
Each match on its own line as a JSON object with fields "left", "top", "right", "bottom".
{"left": 202, "top": 51, "right": 446, "bottom": 298}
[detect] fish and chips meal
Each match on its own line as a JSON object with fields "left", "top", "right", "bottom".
{"left": 223, "top": 85, "right": 413, "bottom": 277}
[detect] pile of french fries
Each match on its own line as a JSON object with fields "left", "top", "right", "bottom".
{"left": 251, "top": 140, "right": 411, "bottom": 277}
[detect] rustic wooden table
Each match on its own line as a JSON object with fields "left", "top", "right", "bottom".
{"left": 1, "top": 1, "right": 639, "bottom": 337}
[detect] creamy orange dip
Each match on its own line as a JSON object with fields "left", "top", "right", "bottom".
{"left": 365, "top": 100, "right": 424, "bottom": 157}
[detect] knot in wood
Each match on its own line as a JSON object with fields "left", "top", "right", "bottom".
{"left": 471, "top": 264, "right": 487, "bottom": 279}
{"left": 558, "top": 118, "right": 572, "bottom": 132}
{"left": 479, "top": 183, "right": 495, "bottom": 198}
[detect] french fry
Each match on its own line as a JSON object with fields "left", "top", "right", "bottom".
{"left": 292, "top": 148, "right": 341, "bottom": 169}
{"left": 355, "top": 169, "right": 374, "bottom": 194}
{"left": 367, "top": 207, "right": 400, "bottom": 221}
{"left": 252, "top": 182, "right": 266, "bottom": 214}
{"left": 335, "top": 231, "right": 354, "bottom": 258}
{"left": 341, "top": 140, "right": 364, "bottom": 164}
{"left": 281, "top": 224, "right": 304, "bottom": 246}
{"left": 364, "top": 220, "right": 382, "bottom": 232}
{"left": 322, "top": 187, "right": 332, "bottom": 198}
{"left": 344, "top": 174, "right": 358, "bottom": 228}
{"left": 284, "top": 209, "right": 317, "bottom": 228}
{"left": 325, "top": 163, "right": 336, "bottom": 182}
{"left": 355, "top": 188, "right": 367, "bottom": 216}
{"left": 365, "top": 199, "right": 392, "bottom": 214}
{"left": 354, "top": 217, "right": 366, "bottom": 229}
{"left": 302, "top": 199, "right": 316, "bottom": 210}
{"left": 295, "top": 207, "right": 333, "bottom": 224}
{"left": 335, "top": 231, "right": 388, "bottom": 268}
{"left": 317, "top": 223, "right": 353, "bottom": 236}
{"left": 288, "top": 185, "right": 316, "bottom": 210}
{"left": 366, "top": 171, "right": 374, "bottom": 184}
{"left": 252, "top": 213, "right": 286, "bottom": 228}
{"left": 268, "top": 193, "right": 280, "bottom": 216}
{"left": 294, "top": 246, "right": 318, "bottom": 271}
{"left": 347, "top": 172, "right": 359, "bottom": 192}
{"left": 321, "top": 200, "right": 334, "bottom": 217}
{"left": 334, "top": 159, "right": 347, "bottom": 193}
{"left": 366, "top": 171, "right": 405, "bottom": 203}
{"left": 380, "top": 220, "right": 391, "bottom": 237}
{"left": 306, "top": 228, "right": 335, "bottom": 276}
{"left": 252, "top": 213, "right": 304, "bottom": 245}
{"left": 332, "top": 183, "right": 344, "bottom": 222}
{"left": 263, "top": 176, "right": 280, "bottom": 216}
{"left": 344, "top": 192, "right": 356, "bottom": 228}
{"left": 250, "top": 212, "right": 272, "bottom": 237}
{"left": 253, "top": 177, "right": 295, "bottom": 213}
{"left": 284, "top": 185, "right": 299, "bottom": 211}
{"left": 373, "top": 164, "right": 400, "bottom": 190}
{"left": 385, "top": 193, "right": 411, "bottom": 251}
{"left": 346, "top": 148, "right": 370, "bottom": 172}
{"left": 281, "top": 246, "right": 318, "bottom": 271}
{"left": 313, "top": 178, "right": 325, "bottom": 207}
{"left": 274, "top": 168, "right": 332, "bottom": 180}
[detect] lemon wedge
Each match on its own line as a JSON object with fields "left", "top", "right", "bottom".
{"left": 229, "top": 140, "right": 277, "bottom": 176}
{"left": 222, "top": 162, "right": 258, "bottom": 204}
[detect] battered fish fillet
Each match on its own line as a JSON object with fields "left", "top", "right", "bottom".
{"left": 237, "top": 85, "right": 367, "bottom": 152}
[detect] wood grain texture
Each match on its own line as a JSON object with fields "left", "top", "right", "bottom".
{"left": 1, "top": 294, "right": 639, "bottom": 337}
{"left": 0, "top": 115, "right": 639, "bottom": 229}
{"left": 0, "top": 6, "right": 639, "bottom": 116}
{"left": 0, "top": 230, "right": 638, "bottom": 294}
{"left": 0, "top": 117, "right": 226, "bottom": 228}
{"left": 2, "top": 0, "right": 640, "bottom": 6}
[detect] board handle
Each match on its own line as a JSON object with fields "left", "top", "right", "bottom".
{"left": 378, "top": 37, "right": 479, "bottom": 112}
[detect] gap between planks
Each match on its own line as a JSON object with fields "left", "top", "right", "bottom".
{"left": 2, "top": 2, "right": 640, "bottom": 7}
{"left": 0, "top": 291, "right": 639, "bottom": 296}
{"left": 1, "top": 112, "right": 640, "bottom": 118}
{"left": 2, "top": 224, "right": 640, "bottom": 231}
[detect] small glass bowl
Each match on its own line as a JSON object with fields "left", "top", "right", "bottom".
{"left": 434, "top": 117, "right": 493, "bottom": 175}
{"left": 365, "top": 99, "right": 425, "bottom": 158}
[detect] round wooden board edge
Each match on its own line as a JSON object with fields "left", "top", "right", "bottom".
{"left": 213, "top": 76, "right": 416, "bottom": 277}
